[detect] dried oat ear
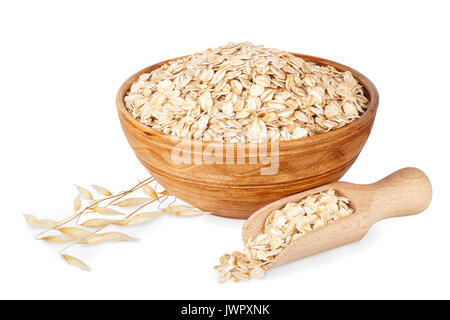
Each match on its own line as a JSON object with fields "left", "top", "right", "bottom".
{"left": 24, "top": 176, "right": 207, "bottom": 271}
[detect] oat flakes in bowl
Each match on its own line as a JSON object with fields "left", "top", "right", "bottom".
{"left": 124, "top": 42, "right": 369, "bottom": 143}
{"left": 116, "top": 43, "right": 378, "bottom": 219}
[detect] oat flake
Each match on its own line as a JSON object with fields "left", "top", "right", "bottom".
{"left": 125, "top": 42, "right": 369, "bottom": 143}
{"left": 214, "top": 189, "right": 354, "bottom": 282}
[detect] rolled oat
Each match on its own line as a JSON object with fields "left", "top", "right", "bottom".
{"left": 214, "top": 189, "right": 353, "bottom": 282}
{"left": 125, "top": 42, "right": 369, "bottom": 143}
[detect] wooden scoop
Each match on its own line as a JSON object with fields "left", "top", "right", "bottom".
{"left": 242, "top": 167, "right": 432, "bottom": 269}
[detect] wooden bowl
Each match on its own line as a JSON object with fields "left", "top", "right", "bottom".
{"left": 116, "top": 53, "right": 379, "bottom": 219}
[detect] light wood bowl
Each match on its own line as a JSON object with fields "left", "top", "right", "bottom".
{"left": 116, "top": 53, "right": 379, "bottom": 219}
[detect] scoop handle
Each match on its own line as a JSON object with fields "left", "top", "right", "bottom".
{"left": 368, "top": 167, "right": 432, "bottom": 221}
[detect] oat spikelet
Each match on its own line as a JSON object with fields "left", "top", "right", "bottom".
{"left": 163, "top": 205, "right": 205, "bottom": 216}
{"left": 75, "top": 185, "right": 93, "bottom": 200}
{"left": 73, "top": 194, "right": 82, "bottom": 212}
{"left": 80, "top": 232, "right": 138, "bottom": 245}
{"left": 92, "top": 184, "right": 112, "bottom": 196}
{"left": 114, "top": 211, "right": 164, "bottom": 226}
{"left": 58, "top": 227, "right": 92, "bottom": 240}
{"left": 25, "top": 176, "right": 183, "bottom": 271}
{"left": 23, "top": 214, "right": 59, "bottom": 228}
{"left": 39, "top": 235, "right": 74, "bottom": 243}
{"left": 142, "top": 184, "right": 158, "bottom": 199}
{"left": 176, "top": 209, "right": 206, "bottom": 217}
{"left": 113, "top": 197, "right": 152, "bottom": 207}
{"left": 93, "top": 207, "right": 124, "bottom": 216}
{"left": 61, "top": 254, "right": 91, "bottom": 271}
{"left": 81, "top": 218, "right": 116, "bottom": 228}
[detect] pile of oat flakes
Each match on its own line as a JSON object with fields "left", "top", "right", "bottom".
{"left": 215, "top": 189, "right": 353, "bottom": 282}
{"left": 125, "top": 42, "right": 369, "bottom": 143}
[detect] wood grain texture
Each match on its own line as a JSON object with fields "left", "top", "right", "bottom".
{"left": 242, "top": 167, "right": 432, "bottom": 269}
{"left": 116, "top": 53, "right": 379, "bottom": 219}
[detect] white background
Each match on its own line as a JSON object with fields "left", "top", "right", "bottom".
{"left": 1, "top": 0, "right": 449, "bottom": 300}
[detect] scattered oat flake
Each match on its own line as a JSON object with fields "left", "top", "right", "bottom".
{"left": 61, "top": 254, "right": 91, "bottom": 272}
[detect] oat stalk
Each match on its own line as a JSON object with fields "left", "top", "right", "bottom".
{"left": 24, "top": 176, "right": 207, "bottom": 271}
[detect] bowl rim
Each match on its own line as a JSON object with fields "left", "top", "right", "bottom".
{"left": 116, "top": 53, "right": 379, "bottom": 150}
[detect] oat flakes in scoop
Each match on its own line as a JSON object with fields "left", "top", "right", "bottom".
{"left": 125, "top": 42, "right": 368, "bottom": 143}
{"left": 215, "top": 189, "right": 353, "bottom": 282}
